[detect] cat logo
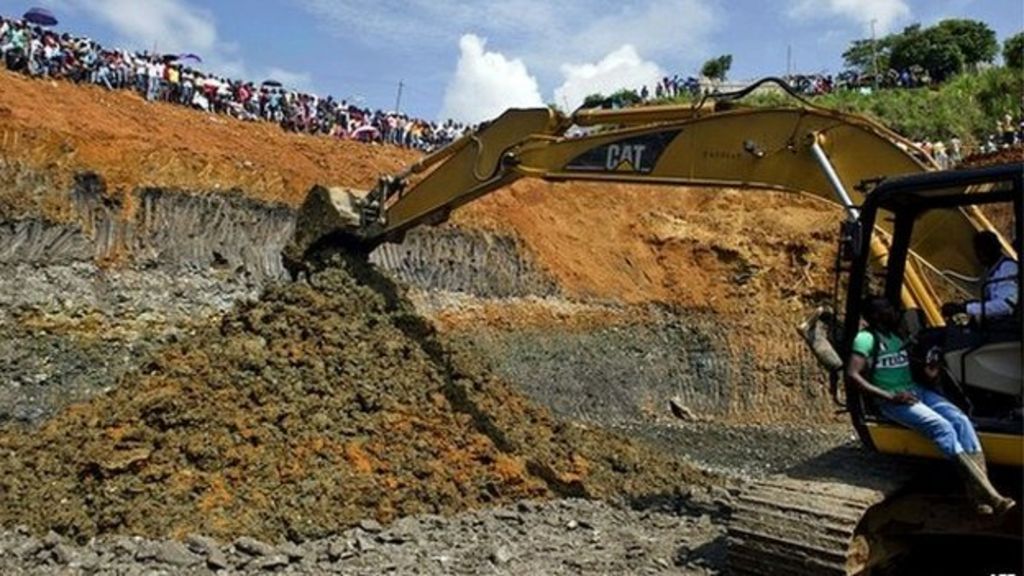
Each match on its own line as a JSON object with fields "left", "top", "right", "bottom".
{"left": 566, "top": 130, "right": 680, "bottom": 174}
{"left": 605, "top": 144, "right": 646, "bottom": 171}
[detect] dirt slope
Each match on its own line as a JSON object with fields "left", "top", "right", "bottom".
{"left": 0, "top": 71, "right": 415, "bottom": 222}
{"left": 454, "top": 181, "right": 840, "bottom": 311}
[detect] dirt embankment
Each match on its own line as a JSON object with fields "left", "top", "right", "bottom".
{"left": 444, "top": 182, "right": 844, "bottom": 423}
{"left": 454, "top": 182, "right": 840, "bottom": 312}
{"left": 0, "top": 70, "right": 415, "bottom": 223}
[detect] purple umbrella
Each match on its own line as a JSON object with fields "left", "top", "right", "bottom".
{"left": 23, "top": 7, "right": 58, "bottom": 27}
{"left": 178, "top": 53, "right": 202, "bottom": 63}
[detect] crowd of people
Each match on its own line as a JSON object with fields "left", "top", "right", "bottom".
{"left": 913, "top": 112, "right": 1023, "bottom": 169}
{"left": 0, "top": 13, "right": 466, "bottom": 152}
{"left": 786, "top": 67, "right": 939, "bottom": 96}
{"left": 640, "top": 75, "right": 702, "bottom": 101}
{"left": 2, "top": 12, "right": 1020, "bottom": 162}
{"left": 621, "top": 62, "right": 970, "bottom": 105}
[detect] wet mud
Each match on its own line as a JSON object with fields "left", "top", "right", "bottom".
{"left": 0, "top": 252, "right": 707, "bottom": 543}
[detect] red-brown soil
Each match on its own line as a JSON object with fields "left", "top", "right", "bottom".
{"left": 454, "top": 182, "right": 841, "bottom": 313}
{"left": 0, "top": 70, "right": 415, "bottom": 222}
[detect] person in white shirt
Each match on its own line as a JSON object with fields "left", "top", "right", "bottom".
{"left": 943, "top": 231, "right": 1019, "bottom": 321}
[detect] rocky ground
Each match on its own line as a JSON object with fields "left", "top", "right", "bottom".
{"left": 0, "top": 496, "right": 730, "bottom": 576}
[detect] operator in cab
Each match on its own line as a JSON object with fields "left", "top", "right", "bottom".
{"left": 846, "top": 297, "right": 1016, "bottom": 515}
{"left": 941, "top": 231, "right": 1019, "bottom": 322}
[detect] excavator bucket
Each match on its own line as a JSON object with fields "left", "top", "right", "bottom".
{"left": 284, "top": 185, "right": 370, "bottom": 271}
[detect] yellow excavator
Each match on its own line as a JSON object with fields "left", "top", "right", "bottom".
{"left": 286, "top": 78, "right": 1022, "bottom": 575}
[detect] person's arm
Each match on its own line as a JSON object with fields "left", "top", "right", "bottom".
{"left": 966, "top": 260, "right": 1018, "bottom": 319}
{"left": 846, "top": 355, "right": 915, "bottom": 404}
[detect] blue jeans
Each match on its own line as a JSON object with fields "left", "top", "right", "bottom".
{"left": 877, "top": 385, "right": 980, "bottom": 458}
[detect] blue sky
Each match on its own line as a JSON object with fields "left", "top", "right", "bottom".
{"left": 15, "top": 0, "right": 1024, "bottom": 122}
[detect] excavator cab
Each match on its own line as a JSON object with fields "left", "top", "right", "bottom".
{"left": 728, "top": 164, "right": 1022, "bottom": 576}
{"left": 839, "top": 163, "right": 1023, "bottom": 466}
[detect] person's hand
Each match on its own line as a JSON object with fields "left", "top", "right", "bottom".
{"left": 922, "top": 363, "right": 942, "bottom": 383}
{"left": 891, "top": 391, "right": 918, "bottom": 405}
{"left": 941, "top": 302, "right": 965, "bottom": 317}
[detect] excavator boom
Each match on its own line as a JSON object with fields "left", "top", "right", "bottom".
{"left": 287, "top": 79, "right": 997, "bottom": 323}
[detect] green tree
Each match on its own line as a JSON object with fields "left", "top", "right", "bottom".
{"left": 934, "top": 19, "right": 998, "bottom": 67}
{"left": 582, "top": 93, "right": 607, "bottom": 109}
{"left": 843, "top": 19, "right": 996, "bottom": 82}
{"left": 701, "top": 54, "right": 733, "bottom": 81}
{"left": 842, "top": 36, "right": 896, "bottom": 76}
{"left": 1004, "top": 32, "right": 1024, "bottom": 69}
{"left": 890, "top": 24, "right": 965, "bottom": 82}
{"left": 609, "top": 88, "right": 642, "bottom": 107}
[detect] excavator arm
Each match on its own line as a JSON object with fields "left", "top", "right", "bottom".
{"left": 287, "top": 79, "right": 998, "bottom": 323}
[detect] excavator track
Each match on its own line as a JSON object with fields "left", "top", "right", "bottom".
{"left": 727, "top": 448, "right": 920, "bottom": 576}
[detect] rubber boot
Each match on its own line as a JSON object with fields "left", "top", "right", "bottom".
{"left": 796, "top": 306, "right": 842, "bottom": 371}
{"left": 968, "top": 452, "right": 1016, "bottom": 515}
{"left": 957, "top": 452, "right": 1016, "bottom": 515}
{"left": 957, "top": 456, "right": 993, "bottom": 515}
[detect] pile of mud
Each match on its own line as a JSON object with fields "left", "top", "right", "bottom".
{"left": 0, "top": 253, "right": 706, "bottom": 543}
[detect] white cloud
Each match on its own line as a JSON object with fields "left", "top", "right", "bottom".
{"left": 561, "top": 0, "right": 717, "bottom": 68}
{"left": 554, "top": 46, "right": 665, "bottom": 111}
{"left": 300, "top": 0, "right": 718, "bottom": 75}
{"left": 300, "top": 1, "right": 720, "bottom": 118}
{"left": 65, "top": 0, "right": 227, "bottom": 63}
{"left": 788, "top": 0, "right": 912, "bottom": 34}
{"left": 440, "top": 34, "right": 544, "bottom": 124}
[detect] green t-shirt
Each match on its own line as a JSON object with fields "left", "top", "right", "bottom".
{"left": 852, "top": 330, "right": 914, "bottom": 393}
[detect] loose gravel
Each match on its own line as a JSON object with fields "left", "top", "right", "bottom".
{"left": 0, "top": 498, "right": 728, "bottom": 575}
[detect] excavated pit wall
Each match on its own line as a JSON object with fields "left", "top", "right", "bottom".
{"left": 0, "top": 171, "right": 832, "bottom": 427}
{"left": 1, "top": 173, "right": 293, "bottom": 312}
{"left": 369, "top": 228, "right": 559, "bottom": 299}
{"left": 0, "top": 173, "right": 295, "bottom": 424}
{"left": 456, "top": 309, "right": 828, "bottom": 425}
{"left": 0, "top": 171, "right": 567, "bottom": 424}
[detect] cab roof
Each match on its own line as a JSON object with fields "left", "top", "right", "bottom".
{"left": 864, "top": 162, "right": 1022, "bottom": 212}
